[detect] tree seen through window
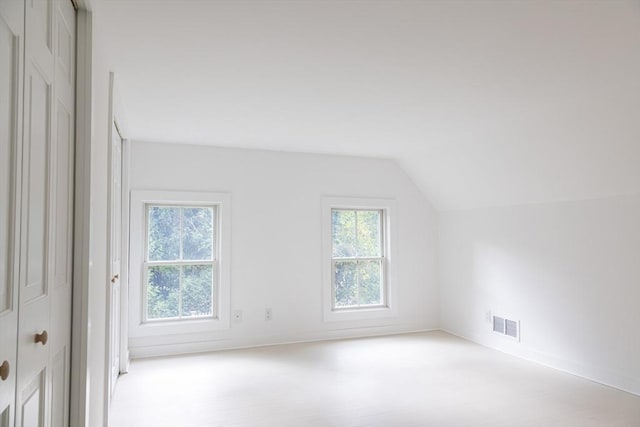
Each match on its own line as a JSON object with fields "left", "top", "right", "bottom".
{"left": 145, "top": 206, "right": 216, "bottom": 320}
{"left": 331, "top": 209, "right": 385, "bottom": 309}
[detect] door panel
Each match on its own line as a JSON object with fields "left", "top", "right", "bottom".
{"left": 55, "top": 4, "right": 74, "bottom": 103}
{"left": 31, "top": 0, "right": 53, "bottom": 73}
{"left": 32, "top": 0, "right": 52, "bottom": 49}
{"left": 56, "top": 9, "right": 72, "bottom": 86}
{"left": 0, "top": 0, "right": 23, "bottom": 425}
{"left": 20, "top": 370, "right": 46, "bottom": 427}
{"left": 16, "top": 1, "right": 75, "bottom": 426}
{"left": 54, "top": 104, "right": 72, "bottom": 291}
{"left": 17, "top": 52, "right": 52, "bottom": 427}
{"left": 49, "top": 2, "right": 75, "bottom": 424}
{"left": 1, "top": 405, "right": 10, "bottom": 427}
{"left": 0, "top": 1, "right": 18, "bottom": 315}
{"left": 50, "top": 349, "right": 67, "bottom": 427}
{"left": 23, "top": 68, "right": 50, "bottom": 303}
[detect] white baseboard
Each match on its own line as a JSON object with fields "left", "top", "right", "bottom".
{"left": 129, "top": 324, "right": 436, "bottom": 359}
{"left": 441, "top": 328, "right": 640, "bottom": 397}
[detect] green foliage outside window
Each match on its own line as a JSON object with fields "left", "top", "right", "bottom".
{"left": 332, "top": 209, "right": 384, "bottom": 308}
{"left": 146, "top": 206, "right": 215, "bottom": 320}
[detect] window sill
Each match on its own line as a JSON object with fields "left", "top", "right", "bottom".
{"left": 133, "top": 315, "right": 230, "bottom": 338}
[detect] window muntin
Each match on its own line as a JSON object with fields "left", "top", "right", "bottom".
{"left": 144, "top": 205, "right": 216, "bottom": 321}
{"left": 331, "top": 209, "right": 386, "bottom": 309}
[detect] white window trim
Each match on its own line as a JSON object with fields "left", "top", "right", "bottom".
{"left": 129, "top": 190, "right": 231, "bottom": 339}
{"left": 322, "top": 196, "right": 398, "bottom": 322}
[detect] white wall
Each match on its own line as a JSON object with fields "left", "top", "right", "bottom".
{"left": 128, "top": 141, "right": 439, "bottom": 357}
{"left": 439, "top": 195, "right": 640, "bottom": 395}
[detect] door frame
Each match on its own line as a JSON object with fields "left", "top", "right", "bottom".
{"left": 69, "top": 7, "right": 92, "bottom": 427}
{"left": 106, "top": 72, "right": 120, "bottom": 403}
{"left": 120, "top": 137, "right": 131, "bottom": 375}
{"left": 105, "top": 71, "right": 130, "bottom": 424}
{"left": 107, "top": 74, "right": 131, "bottom": 379}
{"left": 70, "top": 5, "right": 136, "bottom": 427}
{"left": 70, "top": 6, "right": 134, "bottom": 427}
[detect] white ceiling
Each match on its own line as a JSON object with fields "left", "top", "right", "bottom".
{"left": 99, "top": 0, "right": 640, "bottom": 210}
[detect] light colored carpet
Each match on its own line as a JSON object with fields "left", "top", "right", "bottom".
{"left": 109, "top": 331, "right": 640, "bottom": 427}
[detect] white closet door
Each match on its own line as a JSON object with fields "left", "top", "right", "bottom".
{"left": 16, "top": 0, "right": 55, "bottom": 423}
{"left": 15, "top": 1, "right": 75, "bottom": 426}
{"left": 0, "top": 0, "right": 23, "bottom": 425}
{"left": 49, "top": 2, "right": 75, "bottom": 426}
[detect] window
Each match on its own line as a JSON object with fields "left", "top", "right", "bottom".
{"left": 322, "top": 197, "right": 396, "bottom": 322}
{"left": 145, "top": 205, "right": 216, "bottom": 321}
{"left": 332, "top": 209, "right": 385, "bottom": 309}
{"left": 129, "top": 191, "right": 231, "bottom": 347}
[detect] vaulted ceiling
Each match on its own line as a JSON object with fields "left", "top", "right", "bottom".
{"left": 98, "top": 0, "right": 640, "bottom": 210}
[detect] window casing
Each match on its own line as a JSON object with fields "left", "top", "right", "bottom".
{"left": 322, "top": 197, "right": 396, "bottom": 322}
{"left": 129, "top": 191, "right": 231, "bottom": 346}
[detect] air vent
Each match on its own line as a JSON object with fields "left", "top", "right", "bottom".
{"left": 492, "top": 316, "right": 505, "bottom": 334}
{"left": 505, "top": 319, "right": 518, "bottom": 338}
{"left": 492, "top": 315, "right": 520, "bottom": 341}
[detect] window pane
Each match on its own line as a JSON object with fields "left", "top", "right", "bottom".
{"left": 332, "top": 210, "right": 356, "bottom": 257}
{"left": 148, "top": 206, "right": 180, "bottom": 261}
{"left": 182, "top": 207, "right": 214, "bottom": 261}
{"left": 334, "top": 260, "right": 357, "bottom": 308}
{"left": 147, "top": 265, "right": 180, "bottom": 319}
{"left": 358, "top": 260, "right": 382, "bottom": 306}
{"left": 182, "top": 264, "right": 213, "bottom": 318}
{"left": 356, "top": 210, "right": 381, "bottom": 257}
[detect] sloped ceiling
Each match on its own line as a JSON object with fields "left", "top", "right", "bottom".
{"left": 99, "top": 0, "right": 640, "bottom": 210}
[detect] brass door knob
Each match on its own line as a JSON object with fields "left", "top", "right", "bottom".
{"left": 0, "top": 360, "right": 8, "bottom": 381}
{"left": 111, "top": 274, "right": 120, "bottom": 283}
{"left": 34, "top": 330, "right": 48, "bottom": 346}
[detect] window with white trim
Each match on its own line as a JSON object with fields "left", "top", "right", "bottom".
{"left": 144, "top": 205, "right": 217, "bottom": 321}
{"left": 331, "top": 208, "right": 386, "bottom": 309}
{"left": 129, "top": 191, "right": 231, "bottom": 344}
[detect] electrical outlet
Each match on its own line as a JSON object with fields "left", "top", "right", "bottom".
{"left": 485, "top": 311, "right": 492, "bottom": 323}
{"left": 233, "top": 309, "right": 243, "bottom": 322}
{"left": 265, "top": 308, "right": 272, "bottom": 321}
